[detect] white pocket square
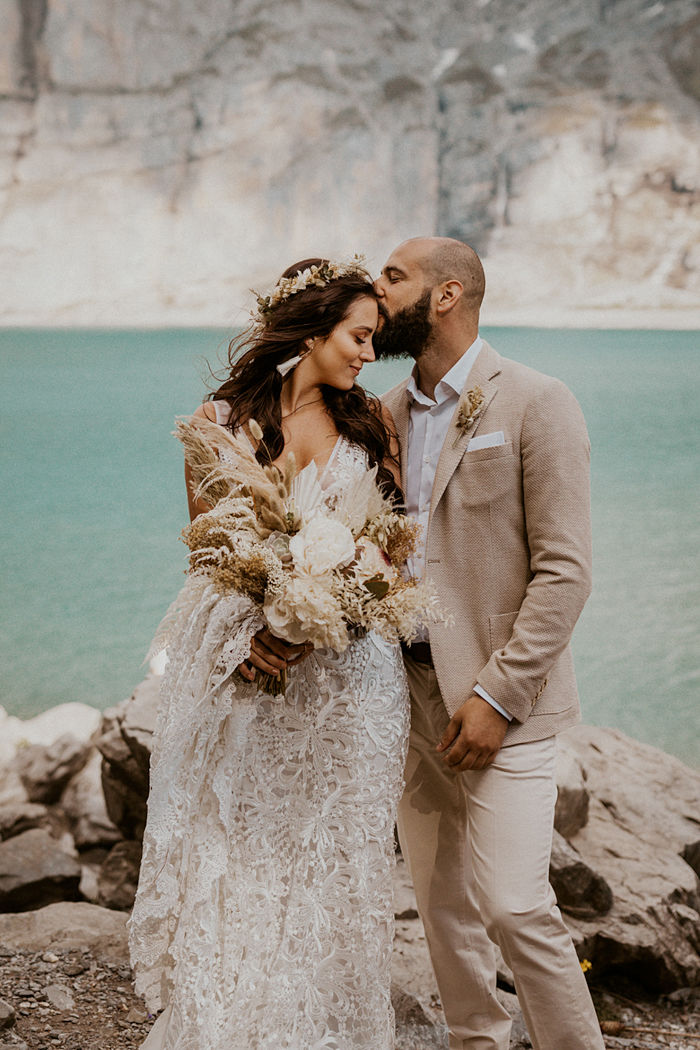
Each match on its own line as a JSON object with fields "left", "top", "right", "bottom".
{"left": 467, "top": 430, "right": 505, "bottom": 451}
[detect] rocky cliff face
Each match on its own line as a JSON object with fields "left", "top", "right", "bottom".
{"left": 0, "top": 0, "right": 698, "bottom": 325}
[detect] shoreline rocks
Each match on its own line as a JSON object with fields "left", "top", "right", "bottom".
{"left": 1, "top": 687, "right": 699, "bottom": 1009}
{"left": 557, "top": 725, "right": 700, "bottom": 992}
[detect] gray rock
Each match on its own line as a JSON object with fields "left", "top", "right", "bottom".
{"left": 549, "top": 829, "right": 613, "bottom": 919}
{"left": 0, "top": 1000, "right": 14, "bottom": 1030}
{"left": 0, "top": 829, "right": 81, "bottom": 911}
{"left": 498, "top": 989, "right": 532, "bottom": 1048}
{"left": 97, "top": 675, "right": 159, "bottom": 841}
{"left": 78, "top": 846, "right": 110, "bottom": 904}
{"left": 97, "top": 840, "right": 142, "bottom": 911}
{"left": 45, "top": 983, "right": 76, "bottom": 1011}
{"left": 558, "top": 726, "right": 700, "bottom": 991}
{"left": 392, "top": 984, "right": 448, "bottom": 1049}
{"left": 0, "top": 802, "right": 52, "bottom": 841}
{"left": 554, "top": 748, "right": 589, "bottom": 839}
{"left": 60, "top": 751, "right": 121, "bottom": 849}
{"left": 0, "top": 704, "right": 102, "bottom": 767}
{"left": 0, "top": 901, "right": 128, "bottom": 957}
{"left": 12, "top": 735, "right": 91, "bottom": 805}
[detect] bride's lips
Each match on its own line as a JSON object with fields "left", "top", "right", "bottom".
{"left": 350, "top": 365, "right": 361, "bottom": 376}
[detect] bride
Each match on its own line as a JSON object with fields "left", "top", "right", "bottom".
{"left": 129, "top": 258, "right": 411, "bottom": 1049}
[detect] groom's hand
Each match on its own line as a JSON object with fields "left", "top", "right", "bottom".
{"left": 437, "top": 695, "right": 509, "bottom": 771}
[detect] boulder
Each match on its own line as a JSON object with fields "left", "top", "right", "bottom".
{"left": 0, "top": 901, "right": 128, "bottom": 958}
{"left": 97, "top": 674, "right": 160, "bottom": 841}
{"left": 12, "top": 734, "right": 91, "bottom": 805}
{"left": 0, "top": 704, "right": 102, "bottom": 767}
{"left": 78, "top": 846, "right": 110, "bottom": 904}
{"left": 0, "top": 802, "right": 52, "bottom": 841}
{"left": 97, "top": 840, "right": 142, "bottom": 911}
{"left": 0, "top": 1000, "right": 14, "bottom": 1030}
{"left": 0, "top": 829, "right": 81, "bottom": 912}
{"left": 60, "top": 751, "right": 121, "bottom": 849}
{"left": 0, "top": 768, "right": 28, "bottom": 809}
{"left": 549, "top": 829, "right": 613, "bottom": 920}
{"left": 392, "top": 983, "right": 448, "bottom": 1049}
{"left": 554, "top": 747, "right": 589, "bottom": 839}
{"left": 558, "top": 726, "right": 700, "bottom": 991}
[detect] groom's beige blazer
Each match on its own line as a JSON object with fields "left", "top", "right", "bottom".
{"left": 383, "top": 340, "right": 592, "bottom": 746}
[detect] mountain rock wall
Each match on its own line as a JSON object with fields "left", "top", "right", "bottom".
{"left": 0, "top": 0, "right": 698, "bottom": 325}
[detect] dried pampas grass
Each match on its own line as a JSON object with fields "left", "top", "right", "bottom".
{"left": 175, "top": 415, "right": 297, "bottom": 535}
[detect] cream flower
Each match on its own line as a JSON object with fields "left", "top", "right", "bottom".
{"left": 264, "top": 573, "right": 348, "bottom": 650}
{"left": 253, "top": 255, "right": 369, "bottom": 321}
{"left": 456, "top": 386, "right": 485, "bottom": 434}
{"left": 289, "top": 517, "right": 355, "bottom": 575}
{"left": 354, "top": 537, "right": 395, "bottom": 584}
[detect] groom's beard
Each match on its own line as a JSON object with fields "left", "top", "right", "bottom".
{"left": 373, "top": 290, "right": 433, "bottom": 361}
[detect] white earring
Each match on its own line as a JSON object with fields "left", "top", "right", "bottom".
{"left": 277, "top": 340, "right": 315, "bottom": 377}
{"left": 277, "top": 354, "right": 302, "bottom": 377}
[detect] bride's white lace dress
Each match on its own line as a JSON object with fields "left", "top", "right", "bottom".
{"left": 129, "top": 426, "right": 410, "bottom": 1050}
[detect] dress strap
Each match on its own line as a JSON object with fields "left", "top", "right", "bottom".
{"left": 211, "top": 400, "right": 233, "bottom": 425}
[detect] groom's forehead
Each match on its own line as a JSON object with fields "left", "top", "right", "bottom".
{"left": 383, "top": 241, "right": 427, "bottom": 275}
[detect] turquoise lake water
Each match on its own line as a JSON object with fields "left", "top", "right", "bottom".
{"left": 1, "top": 327, "right": 698, "bottom": 766}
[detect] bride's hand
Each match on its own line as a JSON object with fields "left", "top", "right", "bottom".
{"left": 237, "top": 628, "right": 312, "bottom": 682}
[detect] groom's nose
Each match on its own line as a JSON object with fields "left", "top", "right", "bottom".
{"left": 373, "top": 273, "right": 387, "bottom": 297}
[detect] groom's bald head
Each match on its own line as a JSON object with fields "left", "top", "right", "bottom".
{"left": 404, "top": 236, "right": 486, "bottom": 314}
{"left": 374, "top": 236, "right": 485, "bottom": 360}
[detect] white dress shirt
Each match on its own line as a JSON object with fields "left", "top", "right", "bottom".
{"left": 405, "top": 337, "right": 512, "bottom": 721}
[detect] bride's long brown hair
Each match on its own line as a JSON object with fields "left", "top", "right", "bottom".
{"left": 209, "top": 258, "right": 401, "bottom": 499}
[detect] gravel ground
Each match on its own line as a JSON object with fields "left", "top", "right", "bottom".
{"left": 0, "top": 940, "right": 698, "bottom": 1049}
{"left": 0, "top": 946, "right": 154, "bottom": 1050}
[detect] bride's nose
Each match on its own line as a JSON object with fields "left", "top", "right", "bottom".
{"left": 360, "top": 341, "right": 375, "bottom": 362}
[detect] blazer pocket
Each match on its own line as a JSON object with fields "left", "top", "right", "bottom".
{"left": 463, "top": 440, "right": 514, "bottom": 463}
{"left": 488, "top": 611, "right": 519, "bottom": 653}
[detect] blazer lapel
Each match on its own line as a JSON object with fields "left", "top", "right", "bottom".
{"left": 429, "top": 342, "right": 502, "bottom": 516}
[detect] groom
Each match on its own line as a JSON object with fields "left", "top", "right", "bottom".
{"left": 374, "top": 237, "right": 604, "bottom": 1050}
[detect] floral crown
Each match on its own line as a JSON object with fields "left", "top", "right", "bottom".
{"left": 252, "top": 254, "right": 369, "bottom": 322}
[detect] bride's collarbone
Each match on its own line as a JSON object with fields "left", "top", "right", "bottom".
{"left": 276, "top": 415, "right": 341, "bottom": 473}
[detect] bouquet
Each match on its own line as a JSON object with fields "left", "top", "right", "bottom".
{"left": 177, "top": 416, "right": 447, "bottom": 694}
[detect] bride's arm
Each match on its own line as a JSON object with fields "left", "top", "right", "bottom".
{"left": 183, "top": 402, "right": 309, "bottom": 681}
{"left": 185, "top": 403, "right": 219, "bottom": 521}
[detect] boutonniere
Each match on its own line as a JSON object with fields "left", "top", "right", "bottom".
{"left": 456, "top": 386, "right": 485, "bottom": 436}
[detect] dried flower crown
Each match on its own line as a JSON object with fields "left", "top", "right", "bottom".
{"left": 252, "top": 254, "right": 369, "bottom": 322}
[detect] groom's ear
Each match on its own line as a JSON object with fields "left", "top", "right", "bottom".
{"left": 435, "top": 279, "right": 464, "bottom": 315}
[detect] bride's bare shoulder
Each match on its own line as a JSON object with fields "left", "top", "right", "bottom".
{"left": 193, "top": 401, "right": 228, "bottom": 424}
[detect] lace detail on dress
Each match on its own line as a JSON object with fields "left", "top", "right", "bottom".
{"left": 130, "top": 436, "right": 409, "bottom": 1050}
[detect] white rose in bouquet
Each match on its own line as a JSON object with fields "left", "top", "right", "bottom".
{"left": 289, "top": 517, "right": 355, "bottom": 575}
{"left": 354, "top": 536, "right": 395, "bottom": 584}
{"left": 264, "top": 573, "right": 349, "bottom": 651}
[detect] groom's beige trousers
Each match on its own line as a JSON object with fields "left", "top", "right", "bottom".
{"left": 397, "top": 656, "right": 604, "bottom": 1050}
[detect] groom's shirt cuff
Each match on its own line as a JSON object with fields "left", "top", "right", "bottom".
{"left": 474, "top": 684, "right": 513, "bottom": 722}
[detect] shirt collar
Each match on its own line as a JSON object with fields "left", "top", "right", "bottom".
{"left": 406, "top": 336, "right": 483, "bottom": 407}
